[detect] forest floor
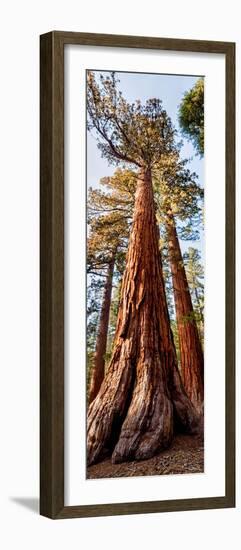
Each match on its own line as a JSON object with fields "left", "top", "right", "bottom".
{"left": 87, "top": 433, "right": 204, "bottom": 479}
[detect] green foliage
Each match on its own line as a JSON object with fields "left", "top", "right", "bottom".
{"left": 178, "top": 78, "right": 204, "bottom": 156}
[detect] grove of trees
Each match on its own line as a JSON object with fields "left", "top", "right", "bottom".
{"left": 86, "top": 72, "right": 204, "bottom": 466}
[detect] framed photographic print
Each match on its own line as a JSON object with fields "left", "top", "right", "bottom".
{"left": 40, "top": 31, "right": 235, "bottom": 519}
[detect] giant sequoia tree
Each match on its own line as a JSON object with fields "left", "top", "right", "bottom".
{"left": 154, "top": 154, "right": 204, "bottom": 411}
{"left": 87, "top": 72, "right": 200, "bottom": 466}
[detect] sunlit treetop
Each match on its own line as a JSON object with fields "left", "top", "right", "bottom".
{"left": 153, "top": 150, "right": 204, "bottom": 240}
{"left": 87, "top": 169, "right": 136, "bottom": 275}
{"left": 88, "top": 169, "right": 136, "bottom": 220}
{"left": 87, "top": 71, "right": 176, "bottom": 169}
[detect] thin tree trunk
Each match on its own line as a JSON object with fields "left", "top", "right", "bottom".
{"left": 88, "top": 253, "right": 115, "bottom": 404}
{"left": 166, "top": 211, "right": 204, "bottom": 411}
{"left": 193, "top": 282, "right": 204, "bottom": 343}
{"left": 87, "top": 168, "right": 200, "bottom": 466}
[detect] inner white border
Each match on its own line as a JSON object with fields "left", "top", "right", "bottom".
{"left": 64, "top": 45, "right": 226, "bottom": 506}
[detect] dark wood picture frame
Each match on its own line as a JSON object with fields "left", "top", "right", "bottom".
{"left": 40, "top": 31, "right": 235, "bottom": 519}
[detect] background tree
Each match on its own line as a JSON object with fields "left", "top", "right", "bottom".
{"left": 87, "top": 170, "right": 135, "bottom": 403}
{"left": 87, "top": 71, "right": 199, "bottom": 466}
{"left": 105, "top": 280, "right": 122, "bottom": 360}
{"left": 183, "top": 247, "right": 204, "bottom": 344}
{"left": 154, "top": 152, "right": 204, "bottom": 411}
{"left": 160, "top": 247, "right": 181, "bottom": 364}
{"left": 87, "top": 277, "right": 104, "bottom": 393}
{"left": 87, "top": 246, "right": 116, "bottom": 404}
{"left": 178, "top": 78, "right": 204, "bottom": 156}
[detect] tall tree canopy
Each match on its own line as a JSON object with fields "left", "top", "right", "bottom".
{"left": 87, "top": 71, "right": 175, "bottom": 168}
{"left": 178, "top": 78, "right": 204, "bottom": 156}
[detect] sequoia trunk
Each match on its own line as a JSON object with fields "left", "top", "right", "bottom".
{"left": 88, "top": 253, "right": 115, "bottom": 404}
{"left": 166, "top": 211, "right": 204, "bottom": 411}
{"left": 87, "top": 168, "right": 200, "bottom": 466}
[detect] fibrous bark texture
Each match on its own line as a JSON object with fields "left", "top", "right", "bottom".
{"left": 88, "top": 253, "right": 115, "bottom": 405}
{"left": 87, "top": 168, "right": 200, "bottom": 466}
{"left": 166, "top": 212, "right": 204, "bottom": 412}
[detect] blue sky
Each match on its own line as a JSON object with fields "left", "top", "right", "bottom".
{"left": 87, "top": 71, "right": 204, "bottom": 260}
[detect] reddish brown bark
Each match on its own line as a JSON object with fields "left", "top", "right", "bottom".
{"left": 166, "top": 211, "right": 204, "bottom": 411}
{"left": 88, "top": 253, "right": 115, "bottom": 404}
{"left": 87, "top": 168, "right": 200, "bottom": 466}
